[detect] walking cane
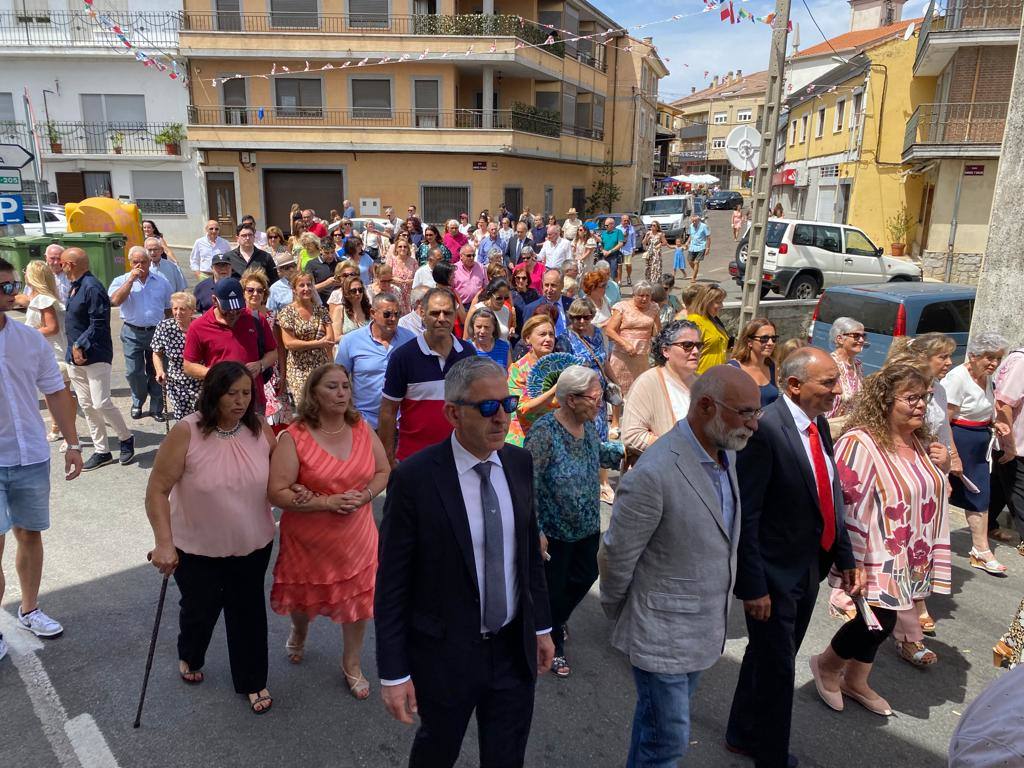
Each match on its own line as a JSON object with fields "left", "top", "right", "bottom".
{"left": 160, "top": 383, "right": 169, "bottom": 435}
{"left": 133, "top": 572, "right": 170, "bottom": 728}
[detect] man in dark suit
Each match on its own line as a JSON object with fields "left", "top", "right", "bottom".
{"left": 726, "top": 347, "right": 863, "bottom": 768}
{"left": 524, "top": 269, "right": 571, "bottom": 336}
{"left": 504, "top": 221, "right": 534, "bottom": 267}
{"left": 376, "top": 356, "right": 555, "bottom": 767}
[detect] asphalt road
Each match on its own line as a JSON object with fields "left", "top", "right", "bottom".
{"left": 2, "top": 289, "right": 1021, "bottom": 768}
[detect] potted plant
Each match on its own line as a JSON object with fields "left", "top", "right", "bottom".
{"left": 45, "top": 121, "right": 62, "bottom": 154}
{"left": 153, "top": 123, "right": 186, "bottom": 155}
{"left": 110, "top": 131, "right": 125, "bottom": 155}
{"left": 886, "top": 208, "right": 912, "bottom": 258}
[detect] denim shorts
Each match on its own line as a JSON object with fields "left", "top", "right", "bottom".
{"left": 0, "top": 461, "right": 51, "bottom": 535}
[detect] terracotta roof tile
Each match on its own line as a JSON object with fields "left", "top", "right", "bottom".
{"left": 793, "top": 18, "right": 922, "bottom": 58}
{"left": 670, "top": 69, "right": 769, "bottom": 107}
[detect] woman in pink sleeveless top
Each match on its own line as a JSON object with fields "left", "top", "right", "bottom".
{"left": 268, "top": 363, "right": 390, "bottom": 700}
{"left": 145, "top": 361, "right": 278, "bottom": 715}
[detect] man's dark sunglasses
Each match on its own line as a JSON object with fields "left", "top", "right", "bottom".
{"left": 0, "top": 280, "right": 23, "bottom": 296}
{"left": 451, "top": 395, "right": 520, "bottom": 417}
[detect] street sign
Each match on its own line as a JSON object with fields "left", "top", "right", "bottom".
{"left": 0, "top": 194, "right": 25, "bottom": 224}
{"left": 964, "top": 164, "right": 985, "bottom": 176}
{"left": 0, "top": 143, "right": 34, "bottom": 170}
{"left": 0, "top": 170, "right": 22, "bottom": 192}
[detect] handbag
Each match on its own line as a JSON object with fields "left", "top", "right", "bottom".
{"left": 573, "top": 331, "right": 623, "bottom": 406}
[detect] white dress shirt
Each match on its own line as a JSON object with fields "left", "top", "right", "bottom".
{"left": 411, "top": 263, "right": 436, "bottom": 290}
{"left": 0, "top": 317, "right": 66, "bottom": 467}
{"left": 189, "top": 235, "right": 231, "bottom": 273}
{"left": 782, "top": 394, "right": 835, "bottom": 487}
{"left": 539, "top": 237, "right": 572, "bottom": 269}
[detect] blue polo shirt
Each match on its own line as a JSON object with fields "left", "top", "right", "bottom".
{"left": 335, "top": 323, "right": 415, "bottom": 429}
{"left": 108, "top": 270, "right": 172, "bottom": 327}
{"left": 65, "top": 271, "right": 113, "bottom": 365}
{"left": 688, "top": 221, "right": 710, "bottom": 252}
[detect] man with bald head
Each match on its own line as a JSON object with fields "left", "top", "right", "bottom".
{"left": 601, "top": 365, "right": 760, "bottom": 767}
{"left": 109, "top": 245, "right": 173, "bottom": 420}
{"left": 62, "top": 247, "right": 134, "bottom": 470}
{"left": 189, "top": 219, "right": 230, "bottom": 280}
{"left": 726, "top": 347, "right": 863, "bottom": 768}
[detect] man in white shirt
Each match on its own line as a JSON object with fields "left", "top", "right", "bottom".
{"left": 398, "top": 286, "right": 428, "bottom": 336}
{"left": 0, "top": 257, "right": 83, "bottom": 658}
{"left": 413, "top": 249, "right": 441, "bottom": 291}
{"left": 539, "top": 225, "right": 572, "bottom": 270}
{"left": 189, "top": 220, "right": 231, "bottom": 280}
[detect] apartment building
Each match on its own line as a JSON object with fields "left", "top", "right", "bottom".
{"left": 181, "top": 0, "right": 666, "bottom": 231}
{"left": 0, "top": 1, "right": 201, "bottom": 243}
{"left": 669, "top": 70, "right": 767, "bottom": 193}
{"left": 903, "top": 0, "right": 1019, "bottom": 282}
{"left": 655, "top": 101, "right": 683, "bottom": 178}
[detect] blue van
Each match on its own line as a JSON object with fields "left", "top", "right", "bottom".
{"left": 808, "top": 283, "right": 976, "bottom": 373}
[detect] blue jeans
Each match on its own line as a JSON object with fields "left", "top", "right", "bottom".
{"left": 0, "top": 461, "right": 51, "bottom": 534}
{"left": 120, "top": 324, "right": 163, "bottom": 412}
{"left": 606, "top": 253, "right": 621, "bottom": 281}
{"left": 627, "top": 667, "right": 702, "bottom": 768}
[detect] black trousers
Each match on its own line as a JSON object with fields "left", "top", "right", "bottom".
{"left": 830, "top": 605, "right": 898, "bottom": 663}
{"left": 410, "top": 620, "right": 535, "bottom": 768}
{"left": 726, "top": 565, "right": 819, "bottom": 768}
{"left": 991, "top": 453, "right": 1024, "bottom": 534}
{"left": 545, "top": 532, "right": 599, "bottom": 656}
{"left": 173, "top": 542, "right": 272, "bottom": 695}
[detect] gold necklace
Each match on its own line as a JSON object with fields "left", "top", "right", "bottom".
{"left": 318, "top": 422, "right": 347, "bottom": 436}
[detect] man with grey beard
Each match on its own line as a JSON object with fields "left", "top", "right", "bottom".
{"left": 599, "top": 365, "right": 760, "bottom": 768}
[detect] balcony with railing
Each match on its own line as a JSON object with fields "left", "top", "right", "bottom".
{"left": 0, "top": 10, "right": 179, "bottom": 50}
{"left": 1, "top": 122, "right": 187, "bottom": 156}
{"left": 902, "top": 102, "right": 1008, "bottom": 160}
{"left": 679, "top": 122, "right": 708, "bottom": 141}
{"left": 915, "top": 0, "right": 1022, "bottom": 75}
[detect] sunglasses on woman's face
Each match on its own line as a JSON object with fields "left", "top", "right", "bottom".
{"left": 751, "top": 334, "right": 779, "bottom": 344}
{"left": 667, "top": 340, "right": 704, "bottom": 352}
{"left": 451, "top": 395, "right": 520, "bottom": 417}
{"left": 349, "top": 287, "right": 364, "bottom": 294}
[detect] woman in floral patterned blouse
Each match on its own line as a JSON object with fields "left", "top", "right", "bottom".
{"left": 808, "top": 364, "right": 950, "bottom": 718}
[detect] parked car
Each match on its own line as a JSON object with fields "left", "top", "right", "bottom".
{"left": 640, "top": 195, "right": 693, "bottom": 239}
{"left": 20, "top": 205, "right": 67, "bottom": 237}
{"left": 585, "top": 213, "right": 642, "bottom": 232}
{"left": 728, "top": 218, "right": 921, "bottom": 300}
{"left": 705, "top": 190, "right": 744, "bottom": 210}
{"left": 808, "top": 282, "right": 975, "bottom": 373}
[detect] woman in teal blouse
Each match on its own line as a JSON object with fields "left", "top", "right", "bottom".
{"left": 525, "top": 365, "right": 622, "bottom": 678}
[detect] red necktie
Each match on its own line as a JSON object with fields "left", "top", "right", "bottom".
{"left": 807, "top": 421, "right": 836, "bottom": 551}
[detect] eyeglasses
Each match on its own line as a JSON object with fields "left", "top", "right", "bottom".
{"left": 842, "top": 332, "right": 868, "bottom": 341}
{"left": 377, "top": 310, "right": 399, "bottom": 319}
{"left": 570, "top": 314, "right": 594, "bottom": 321}
{"left": 570, "top": 391, "right": 602, "bottom": 404}
{"left": 895, "top": 392, "right": 933, "bottom": 407}
{"left": 349, "top": 287, "right": 364, "bottom": 294}
{"left": 451, "top": 395, "right": 520, "bottom": 417}
{"left": 0, "top": 279, "right": 23, "bottom": 296}
{"left": 713, "top": 399, "right": 764, "bottom": 421}
{"left": 268, "top": 235, "right": 281, "bottom": 240}
{"left": 244, "top": 287, "right": 266, "bottom": 295}
{"left": 751, "top": 334, "right": 779, "bottom": 344}
{"left": 667, "top": 340, "right": 704, "bottom": 352}
{"left": 207, "top": 228, "right": 220, "bottom": 232}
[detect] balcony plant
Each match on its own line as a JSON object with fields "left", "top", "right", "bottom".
{"left": 511, "top": 102, "right": 560, "bottom": 138}
{"left": 886, "top": 208, "right": 913, "bottom": 258}
{"left": 45, "top": 121, "right": 62, "bottom": 154}
{"left": 110, "top": 131, "right": 125, "bottom": 155}
{"left": 153, "top": 123, "right": 186, "bottom": 155}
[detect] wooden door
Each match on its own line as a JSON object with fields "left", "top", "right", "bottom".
{"left": 205, "top": 172, "right": 237, "bottom": 232}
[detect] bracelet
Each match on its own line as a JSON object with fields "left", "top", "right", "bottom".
{"left": 365, "top": 487, "right": 377, "bottom": 502}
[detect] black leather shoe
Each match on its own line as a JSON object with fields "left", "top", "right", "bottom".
{"left": 725, "top": 742, "right": 798, "bottom": 768}
{"left": 131, "top": 406, "right": 144, "bottom": 419}
{"left": 152, "top": 411, "right": 166, "bottom": 423}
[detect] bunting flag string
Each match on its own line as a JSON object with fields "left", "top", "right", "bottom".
{"left": 82, "top": 0, "right": 188, "bottom": 86}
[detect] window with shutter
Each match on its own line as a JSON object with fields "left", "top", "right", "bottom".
{"left": 348, "top": 0, "right": 389, "bottom": 29}
{"left": 413, "top": 79, "right": 439, "bottom": 127}
{"left": 271, "top": 0, "right": 318, "bottom": 28}
{"left": 214, "top": 0, "right": 241, "bottom": 31}
{"left": 223, "top": 79, "right": 248, "bottom": 125}
{"left": 351, "top": 79, "right": 392, "bottom": 119}
{"left": 593, "top": 96, "right": 605, "bottom": 131}
{"left": 0, "top": 92, "right": 15, "bottom": 124}
{"left": 276, "top": 79, "right": 323, "bottom": 118}
{"left": 131, "top": 170, "right": 186, "bottom": 215}
{"left": 561, "top": 84, "right": 576, "bottom": 131}
{"left": 422, "top": 185, "right": 469, "bottom": 224}
{"left": 504, "top": 187, "right": 523, "bottom": 218}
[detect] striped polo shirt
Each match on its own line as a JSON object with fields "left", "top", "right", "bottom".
{"left": 381, "top": 333, "right": 477, "bottom": 460}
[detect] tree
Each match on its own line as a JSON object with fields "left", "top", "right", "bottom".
{"left": 586, "top": 160, "right": 621, "bottom": 215}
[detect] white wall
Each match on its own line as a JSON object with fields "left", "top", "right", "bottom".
{"left": 785, "top": 57, "right": 840, "bottom": 98}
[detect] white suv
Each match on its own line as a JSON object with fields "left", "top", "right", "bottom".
{"left": 731, "top": 218, "right": 922, "bottom": 299}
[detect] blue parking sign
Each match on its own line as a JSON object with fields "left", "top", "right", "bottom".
{"left": 0, "top": 194, "right": 24, "bottom": 224}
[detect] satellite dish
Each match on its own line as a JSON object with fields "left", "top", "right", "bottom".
{"left": 903, "top": 22, "right": 916, "bottom": 40}
{"left": 725, "top": 125, "right": 762, "bottom": 172}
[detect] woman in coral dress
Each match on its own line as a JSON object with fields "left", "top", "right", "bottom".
{"left": 268, "top": 363, "right": 390, "bottom": 699}
{"left": 604, "top": 283, "right": 661, "bottom": 397}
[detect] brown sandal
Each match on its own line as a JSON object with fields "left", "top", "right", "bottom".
{"left": 896, "top": 640, "right": 937, "bottom": 667}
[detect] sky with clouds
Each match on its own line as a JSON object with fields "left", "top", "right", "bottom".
{"left": 593, "top": 0, "right": 932, "bottom": 100}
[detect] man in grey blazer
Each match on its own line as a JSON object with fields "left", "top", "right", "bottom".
{"left": 600, "top": 365, "right": 762, "bottom": 768}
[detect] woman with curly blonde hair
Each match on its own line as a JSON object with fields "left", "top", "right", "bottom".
{"left": 808, "top": 364, "right": 951, "bottom": 716}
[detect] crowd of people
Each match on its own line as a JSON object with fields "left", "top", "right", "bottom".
{"left": 1, "top": 196, "right": 1023, "bottom": 767}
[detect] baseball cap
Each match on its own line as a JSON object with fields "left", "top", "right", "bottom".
{"left": 211, "top": 252, "right": 232, "bottom": 266}
{"left": 213, "top": 278, "right": 245, "bottom": 311}
{"left": 274, "top": 252, "right": 296, "bottom": 269}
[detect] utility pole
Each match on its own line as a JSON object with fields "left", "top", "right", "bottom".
{"left": 970, "top": 14, "right": 1024, "bottom": 343}
{"left": 737, "top": 0, "right": 792, "bottom": 330}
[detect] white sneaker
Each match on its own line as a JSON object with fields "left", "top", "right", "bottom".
{"left": 17, "top": 607, "right": 64, "bottom": 638}
{"left": 0, "top": 634, "right": 8, "bottom": 661}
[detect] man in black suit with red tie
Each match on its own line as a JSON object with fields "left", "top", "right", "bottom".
{"left": 375, "top": 356, "right": 555, "bottom": 768}
{"left": 726, "top": 347, "right": 864, "bottom": 768}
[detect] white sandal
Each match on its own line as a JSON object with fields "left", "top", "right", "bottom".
{"left": 969, "top": 548, "right": 1008, "bottom": 575}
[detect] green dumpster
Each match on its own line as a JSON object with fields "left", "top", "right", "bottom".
{"left": 58, "top": 232, "right": 127, "bottom": 288}
{"left": 3, "top": 235, "right": 56, "bottom": 274}
{"left": 0, "top": 236, "right": 20, "bottom": 271}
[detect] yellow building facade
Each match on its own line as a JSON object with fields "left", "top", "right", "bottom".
{"left": 182, "top": 0, "right": 665, "bottom": 229}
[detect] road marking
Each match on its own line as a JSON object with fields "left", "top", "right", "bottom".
{"left": 0, "top": 609, "right": 121, "bottom": 768}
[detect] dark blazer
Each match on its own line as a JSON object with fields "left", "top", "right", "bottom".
{"left": 505, "top": 235, "right": 534, "bottom": 265}
{"left": 375, "top": 438, "right": 551, "bottom": 692}
{"left": 65, "top": 271, "right": 113, "bottom": 365}
{"left": 226, "top": 246, "right": 279, "bottom": 286}
{"left": 734, "top": 395, "right": 855, "bottom": 600}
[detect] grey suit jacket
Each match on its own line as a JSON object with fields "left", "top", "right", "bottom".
{"left": 599, "top": 421, "right": 741, "bottom": 675}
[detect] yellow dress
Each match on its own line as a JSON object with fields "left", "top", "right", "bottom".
{"left": 688, "top": 313, "right": 729, "bottom": 374}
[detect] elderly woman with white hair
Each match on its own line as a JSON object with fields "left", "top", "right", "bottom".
{"left": 946, "top": 331, "right": 1010, "bottom": 574}
{"left": 826, "top": 316, "right": 867, "bottom": 422}
{"left": 525, "top": 365, "right": 623, "bottom": 677}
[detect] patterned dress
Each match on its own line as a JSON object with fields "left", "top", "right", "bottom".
{"left": 276, "top": 304, "right": 332, "bottom": 405}
{"left": 566, "top": 328, "right": 610, "bottom": 440}
{"left": 150, "top": 318, "right": 202, "bottom": 420}
{"left": 833, "top": 428, "right": 951, "bottom": 609}
{"left": 608, "top": 300, "right": 660, "bottom": 396}
{"left": 506, "top": 353, "right": 558, "bottom": 447}
{"left": 387, "top": 254, "right": 419, "bottom": 298}
{"left": 417, "top": 241, "right": 451, "bottom": 265}
{"left": 826, "top": 353, "right": 864, "bottom": 419}
{"left": 644, "top": 232, "right": 667, "bottom": 283}
{"left": 270, "top": 420, "right": 378, "bottom": 623}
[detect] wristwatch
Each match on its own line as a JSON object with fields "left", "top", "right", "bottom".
{"left": 65, "top": 444, "right": 82, "bottom": 453}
